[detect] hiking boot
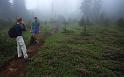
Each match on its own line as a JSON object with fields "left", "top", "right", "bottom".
{"left": 18, "top": 57, "right": 23, "bottom": 59}
{"left": 24, "top": 58, "right": 31, "bottom": 62}
{"left": 35, "top": 40, "right": 39, "bottom": 44}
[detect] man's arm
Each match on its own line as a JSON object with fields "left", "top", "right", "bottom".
{"left": 38, "top": 22, "right": 40, "bottom": 32}
{"left": 22, "top": 24, "right": 26, "bottom": 31}
{"left": 30, "top": 23, "right": 33, "bottom": 32}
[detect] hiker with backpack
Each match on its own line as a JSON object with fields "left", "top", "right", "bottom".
{"left": 8, "top": 18, "right": 29, "bottom": 60}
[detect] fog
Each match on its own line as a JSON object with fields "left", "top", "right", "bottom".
{"left": 25, "top": 0, "right": 82, "bottom": 21}
{"left": 102, "top": 0, "right": 124, "bottom": 19}
{"left": 1, "top": 0, "right": 124, "bottom": 22}
{"left": 24, "top": 0, "right": 124, "bottom": 21}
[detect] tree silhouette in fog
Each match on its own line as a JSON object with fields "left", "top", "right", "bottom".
{"left": 0, "top": 0, "right": 28, "bottom": 21}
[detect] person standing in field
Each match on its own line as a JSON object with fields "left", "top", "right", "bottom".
{"left": 30, "top": 17, "right": 40, "bottom": 44}
{"left": 15, "top": 18, "right": 29, "bottom": 60}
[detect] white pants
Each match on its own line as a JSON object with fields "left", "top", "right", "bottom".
{"left": 16, "top": 36, "right": 28, "bottom": 59}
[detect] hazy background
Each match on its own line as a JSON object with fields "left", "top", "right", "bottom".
{"left": 26, "top": 0, "right": 82, "bottom": 21}
{"left": 0, "top": 0, "right": 124, "bottom": 23}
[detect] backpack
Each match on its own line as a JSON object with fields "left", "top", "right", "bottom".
{"left": 8, "top": 25, "right": 17, "bottom": 38}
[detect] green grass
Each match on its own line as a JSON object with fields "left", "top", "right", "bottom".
{"left": 26, "top": 25, "right": 124, "bottom": 77}
{"left": 0, "top": 23, "right": 53, "bottom": 67}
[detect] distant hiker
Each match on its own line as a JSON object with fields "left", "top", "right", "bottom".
{"left": 9, "top": 18, "right": 29, "bottom": 60}
{"left": 31, "top": 17, "right": 40, "bottom": 35}
{"left": 30, "top": 17, "right": 40, "bottom": 44}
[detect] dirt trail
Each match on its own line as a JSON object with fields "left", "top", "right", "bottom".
{"left": 0, "top": 25, "right": 59, "bottom": 77}
{"left": 0, "top": 43, "right": 46, "bottom": 77}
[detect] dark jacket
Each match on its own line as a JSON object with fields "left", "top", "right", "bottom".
{"left": 15, "top": 24, "right": 26, "bottom": 36}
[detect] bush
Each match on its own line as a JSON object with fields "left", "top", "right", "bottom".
{"left": 0, "top": 32, "right": 16, "bottom": 67}
{"left": 116, "top": 18, "right": 124, "bottom": 31}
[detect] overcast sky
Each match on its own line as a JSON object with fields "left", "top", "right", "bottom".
{"left": 9, "top": 0, "right": 124, "bottom": 20}
{"left": 25, "top": 0, "right": 82, "bottom": 20}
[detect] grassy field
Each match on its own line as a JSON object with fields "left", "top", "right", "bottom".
{"left": 26, "top": 24, "right": 124, "bottom": 77}
{"left": 0, "top": 22, "right": 54, "bottom": 68}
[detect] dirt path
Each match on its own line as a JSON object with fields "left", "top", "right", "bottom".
{"left": 0, "top": 43, "right": 46, "bottom": 77}
{"left": 0, "top": 32, "right": 48, "bottom": 77}
{"left": 0, "top": 25, "right": 59, "bottom": 77}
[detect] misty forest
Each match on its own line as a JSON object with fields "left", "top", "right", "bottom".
{"left": 0, "top": 0, "right": 124, "bottom": 77}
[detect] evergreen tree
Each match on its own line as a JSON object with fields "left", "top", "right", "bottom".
{"left": 0, "top": 0, "right": 12, "bottom": 20}
{"left": 117, "top": 18, "right": 124, "bottom": 27}
{"left": 81, "top": 0, "right": 102, "bottom": 23}
{"left": 12, "top": 0, "right": 28, "bottom": 19}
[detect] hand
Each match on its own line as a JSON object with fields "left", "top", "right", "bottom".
{"left": 30, "top": 30, "right": 32, "bottom": 32}
{"left": 21, "top": 20, "right": 25, "bottom": 24}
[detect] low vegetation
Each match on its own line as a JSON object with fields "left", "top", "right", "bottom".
{"left": 26, "top": 24, "right": 124, "bottom": 77}
{"left": 0, "top": 29, "right": 31, "bottom": 68}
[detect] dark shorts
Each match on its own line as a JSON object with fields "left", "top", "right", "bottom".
{"left": 32, "top": 28, "right": 39, "bottom": 35}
